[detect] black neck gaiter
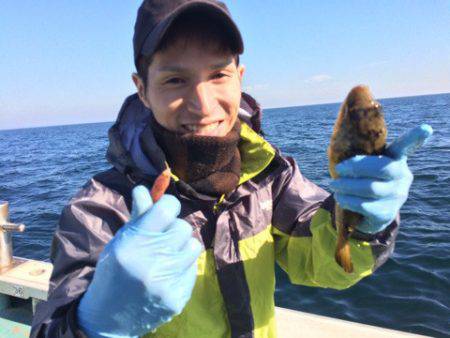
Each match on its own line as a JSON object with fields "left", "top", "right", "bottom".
{"left": 150, "top": 118, "right": 241, "bottom": 197}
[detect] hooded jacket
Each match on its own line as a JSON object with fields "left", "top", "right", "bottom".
{"left": 31, "top": 92, "right": 398, "bottom": 338}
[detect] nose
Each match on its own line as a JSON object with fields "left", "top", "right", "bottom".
{"left": 187, "top": 82, "right": 217, "bottom": 117}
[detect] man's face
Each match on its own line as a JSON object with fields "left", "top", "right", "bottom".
{"left": 133, "top": 39, "right": 245, "bottom": 137}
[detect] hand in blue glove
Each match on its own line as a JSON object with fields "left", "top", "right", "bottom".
{"left": 330, "top": 124, "right": 433, "bottom": 234}
{"left": 77, "top": 186, "right": 202, "bottom": 338}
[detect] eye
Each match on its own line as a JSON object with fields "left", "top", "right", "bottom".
{"left": 165, "top": 77, "right": 185, "bottom": 85}
{"left": 212, "top": 72, "right": 228, "bottom": 80}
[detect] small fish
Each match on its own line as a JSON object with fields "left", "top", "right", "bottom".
{"left": 150, "top": 169, "right": 171, "bottom": 202}
{"left": 328, "top": 85, "right": 387, "bottom": 273}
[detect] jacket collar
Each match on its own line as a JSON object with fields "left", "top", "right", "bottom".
{"left": 106, "top": 92, "right": 273, "bottom": 185}
{"left": 239, "top": 122, "right": 275, "bottom": 184}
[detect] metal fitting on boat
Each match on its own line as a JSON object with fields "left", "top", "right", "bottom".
{"left": 0, "top": 201, "right": 26, "bottom": 269}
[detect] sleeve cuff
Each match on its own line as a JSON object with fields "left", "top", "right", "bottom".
{"left": 351, "top": 215, "right": 399, "bottom": 242}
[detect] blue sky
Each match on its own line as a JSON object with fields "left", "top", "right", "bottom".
{"left": 1, "top": 1, "right": 449, "bottom": 130}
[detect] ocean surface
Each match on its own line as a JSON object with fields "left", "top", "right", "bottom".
{"left": 0, "top": 93, "right": 449, "bottom": 337}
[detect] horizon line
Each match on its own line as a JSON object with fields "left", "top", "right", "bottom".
{"left": 1, "top": 91, "right": 448, "bottom": 132}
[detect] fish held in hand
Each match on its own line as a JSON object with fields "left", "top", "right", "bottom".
{"left": 328, "top": 85, "right": 387, "bottom": 273}
{"left": 151, "top": 169, "right": 171, "bottom": 202}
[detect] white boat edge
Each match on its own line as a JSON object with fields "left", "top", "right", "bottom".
{"left": 0, "top": 257, "right": 431, "bottom": 337}
{"left": 274, "top": 306, "right": 430, "bottom": 338}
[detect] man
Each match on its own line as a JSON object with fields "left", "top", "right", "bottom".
{"left": 31, "top": 1, "right": 432, "bottom": 337}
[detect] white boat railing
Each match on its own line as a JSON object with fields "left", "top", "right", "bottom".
{"left": 0, "top": 201, "right": 26, "bottom": 269}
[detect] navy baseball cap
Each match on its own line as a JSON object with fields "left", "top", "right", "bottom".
{"left": 133, "top": 0, "right": 244, "bottom": 69}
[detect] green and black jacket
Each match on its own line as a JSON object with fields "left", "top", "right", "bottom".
{"left": 31, "top": 93, "right": 398, "bottom": 338}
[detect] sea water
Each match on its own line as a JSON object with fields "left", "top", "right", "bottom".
{"left": 0, "top": 93, "right": 449, "bottom": 337}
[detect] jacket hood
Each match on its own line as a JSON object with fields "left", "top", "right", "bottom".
{"left": 106, "top": 92, "right": 264, "bottom": 180}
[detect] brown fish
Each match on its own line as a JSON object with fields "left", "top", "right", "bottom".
{"left": 150, "top": 169, "right": 171, "bottom": 202}
{"left": 328, "top": 85, "right": 387, "bottom": 273}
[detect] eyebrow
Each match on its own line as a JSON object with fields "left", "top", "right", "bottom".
{"left": 157, "top": 60, "right": 232, "bottom": 73}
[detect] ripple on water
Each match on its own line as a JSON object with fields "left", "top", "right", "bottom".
{"left": 1, "top": 95, "right": 449, "bottom": 337}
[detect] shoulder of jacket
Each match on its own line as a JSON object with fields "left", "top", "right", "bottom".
{"left": 248, "top": 150, "right": 291, "bottom": 189}
{"left": 91, "top": 168, "right": 135, "bottom": 211}
{"left": 64, "top": 168, "right": 134, "bottom": 212}
{"left": 57, "top": 169, "right": 132, "bottom": 237}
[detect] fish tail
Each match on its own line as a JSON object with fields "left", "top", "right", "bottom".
{"left": 335, "top": 205, "right": 354, "bottom": 273}
{"left": 335, "top": 240, "right": 354, "bottom": 273}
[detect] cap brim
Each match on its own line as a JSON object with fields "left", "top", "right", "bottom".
{"left": 139, "top": 1, "right": 244, "bottom": 61}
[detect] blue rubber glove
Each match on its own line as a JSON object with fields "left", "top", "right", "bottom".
{"left": 77, "top": 186, "right": 202, "bottom": 338}
{"left": 330, "top": 124, "right": 433, "bottom": 234}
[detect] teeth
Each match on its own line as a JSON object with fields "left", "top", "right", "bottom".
{"left": 185, "top": 122, "right": 219, "bottom": 133}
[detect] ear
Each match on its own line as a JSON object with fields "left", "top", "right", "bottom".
{"left": 237, "top": 64, "right": 245, "bottom": 83}
{"left": 132, "top": 73, "right": 151, "bottom": 108}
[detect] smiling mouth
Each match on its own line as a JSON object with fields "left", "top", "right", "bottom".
{"left": 182, "top": 121, "right": 223, "bottom": 136}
